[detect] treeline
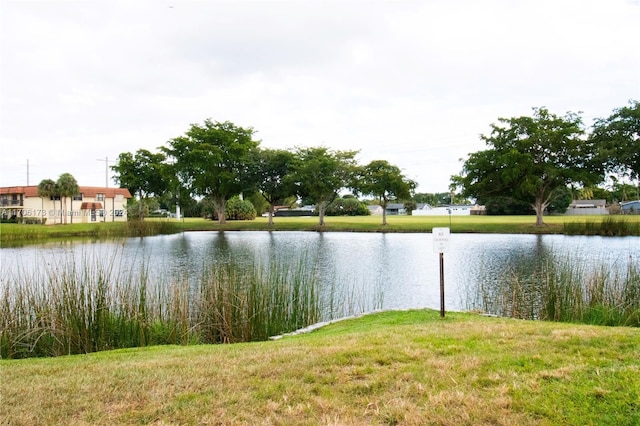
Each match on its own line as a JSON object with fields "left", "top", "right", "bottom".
{"left": 113, "top": 101, "right": 639, "bottom": 227}
{"left": 453, "top": 101, "right": 640, "bottom": 225}
{"left": 113, "top": 120, "right": 416, "bottom": 226}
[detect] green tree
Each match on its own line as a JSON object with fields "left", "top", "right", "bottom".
{"left": 37, "top": 179, "right": 57, "bottom": 224}
{"left": 453, "top": 107, "right": 602, "bottom": 226}
{"left": 56, "top": 173, "right": 79, "bottom": 224}
{"left": 483, "top": 196, "right": 532, "bottom": 215}
{"left": 590, "top": 100, "right": 640, "bottom": 197}
{"left": 403, "top": 199, "right": 417, "bottom": 215}
{"left": 162, "top": 119, "right": 260, "bottom": 224}
{"left": 547, "top": 186, "right": 573, "bottom": 214}
{"left": 112, "top": 149, "right": 168, "bottom": 220}
{"left": 112, "top": 149, "right": 167, "bottom": 199}
{"left": 293, "top": 147, "right": 359, "bottom": 226}
{"left": 126, "top": 198, "right": 151, "bottom": 220}
{"left": 355, "top": 160, "right": 416, "bottom": 225}
{"left": 251, "top": 148, "right": 297, "bottom": 225}
{"left": 610, "top": 180, "right": 639, "bottom": 202}
{"left": 243, "top": 190, "right": 270, "bottom": 216}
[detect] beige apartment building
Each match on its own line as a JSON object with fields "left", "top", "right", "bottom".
{"left": 0, "top": 185, "right": 132, "bottom": 224}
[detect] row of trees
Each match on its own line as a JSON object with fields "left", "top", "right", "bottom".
{"left": 113, "top": 101, "right": 638, "bottom": 227}
{"left": 113, "top": 120, "right": 416, "bottom": 226}
{"left": 453, "top": 101, "right": 639, "bottom": 226}
{"left": 36, "top": 173, "right": 79, "bottom": 224}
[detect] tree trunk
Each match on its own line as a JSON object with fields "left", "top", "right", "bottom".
{"left": 63, "top": 197, "right": 68, "bottom": 224}
{"left": 381, "top": 202, "right": 388, "bottom": 225}
{"left": 268, "top": 204, "right": 275, "bottom": 226}
{"left": 532, "top": 199, "right": 549, "bottom": 227}
{"left": 318, "top": 202, "right": 327, "bottom": 226}
{"left": 213, "top": 196, "right": 226, "bottom": 224}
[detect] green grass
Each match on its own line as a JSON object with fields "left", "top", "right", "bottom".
{"left": 2, "top": 310, "right": 639, "bottom": 425}
{"left": 3, "top": 215, "right": 639, "bottom": 245}
{"left": 0, "top": 219, "right": 180, "bottom": 245}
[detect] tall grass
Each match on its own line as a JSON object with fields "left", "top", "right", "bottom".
{"left": 474, "top": 254, "right": 640, "bottom": 326}
{"left": 0, "top": 220, "right": 180, "bottom": 245}
{"left": 0, "top": 250, "right": 325, "bottom": 359}
{"left": 564, "top": 216, "right": 640, "bottom": 236}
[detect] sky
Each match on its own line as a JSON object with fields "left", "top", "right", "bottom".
{"left": 1, "top": 0, "right": 639, "bottom": 194}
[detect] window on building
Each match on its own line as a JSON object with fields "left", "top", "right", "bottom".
{"left": 73, "top": 193, "right": 83, "bottom": 201}
{"left": 96, "top": 193, "right": 105, "bottom": 201}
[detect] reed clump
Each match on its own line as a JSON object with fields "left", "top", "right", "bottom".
{"left": 476, "top": 254, "right": 640, "bottom": 326}
{"left": 0, "top": 251, "right": 322, "bottom": 359}
{"left": 564, "top": 216, "right": 640, "bottom": 236}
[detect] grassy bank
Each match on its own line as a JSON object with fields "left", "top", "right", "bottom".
{"left": 2, "top": 309, "right": 639, "bottom": 425}
{"left": 2, "top": 215, "right": 640, "bottom": 245}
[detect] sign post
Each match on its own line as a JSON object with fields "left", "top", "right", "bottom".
{"left": 432, "top": 227, "right": 450, "bottom": 317}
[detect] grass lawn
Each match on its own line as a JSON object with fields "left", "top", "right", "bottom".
{"left": 0, "top": 215, "right": 640, "bottom": 244}
{"left": 3, "top": 214, "right": 639, "bottom": 245}
{"left": 2, "top": 310, "right": 639, "bottom": 425}
{"left": 174, "top": 215, "right": 571, "bottom": 233}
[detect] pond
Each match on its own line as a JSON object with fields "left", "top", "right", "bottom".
{"left": 1, "top": 231, "right": 638, "bottom": 318}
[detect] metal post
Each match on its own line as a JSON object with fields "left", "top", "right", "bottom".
{"left": 439, "top": 252, "right": 445, "bottom": 317}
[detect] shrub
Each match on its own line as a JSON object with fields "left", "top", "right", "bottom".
{"left": 225, "top": 196, "right": 256, "bottom": 220}
{"left": 326, "top": 198, "right": 370, "bottom": 216}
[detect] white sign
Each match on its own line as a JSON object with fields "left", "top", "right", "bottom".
{"left": 432, "top": 227, "right": 450, "bottom": 253}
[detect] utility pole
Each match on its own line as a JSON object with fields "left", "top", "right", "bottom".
{"left": 27, "top": 159, "right": 30, "bottom": 186}
{"left": 96, "top": 157, "right": 115, "bottom": 187}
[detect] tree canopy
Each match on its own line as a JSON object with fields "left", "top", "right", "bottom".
{"left": 453, "top": 107, "right": 602, "bottom": 226}
{"left": 356, "top": 160, "right": 416, "bottom": 225}
{"left": 251, "top": 148, "right": 297, "bottom": 225}
{"left": 57, "top": 173, "right": 79, "bottom": 224}
{"left": 293, "top": 147, "right": 359, "bottom": 226}
{"left": 162, "top": 119, "right": 259, "bottom": 224}
{"left": 590, "top": 100, "right": 640, "bottom": 194}
{"left": 112, "top": 149, "right": 167, "bottom": 199}
{"left": 37, "top": 179, "right": 58, "bottom": 224}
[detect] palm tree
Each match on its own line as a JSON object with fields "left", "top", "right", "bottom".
{"left": 37, "top": 178, "right": 58, "bottom": 224}
{"left": 56, "top": 173, "right": 79, "bottom": 224}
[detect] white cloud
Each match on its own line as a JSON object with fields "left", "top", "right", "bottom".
{"left": 1, "top": 0, "right": 638, "bottom": 192}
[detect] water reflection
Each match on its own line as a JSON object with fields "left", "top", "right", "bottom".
{"left": 1, "top": 231, "right": 637, "bottom": 317}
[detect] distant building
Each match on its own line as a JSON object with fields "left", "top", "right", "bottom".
{"left": 367, "top": 205, "right": 384, "bottom": 215}
{"left": 273, "top": 205, "right": 315, "bottom": 217}
{"left": 0, "top": 185, "right": 132, "bottom": 224}
{"left": 620, "top": 200, "right": 640, "bottom": 214}
{"left": 385, "top": 203, "right": 406, "bottom": 215}
{"left": 412, "top": 203, "right": 485, "bottom": 216}
{"left": 565, "top": 199, "right": 608, "bottom": 215}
